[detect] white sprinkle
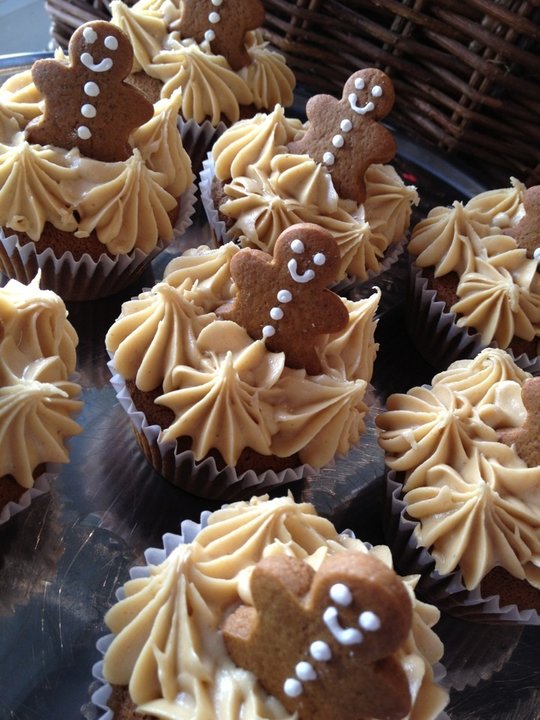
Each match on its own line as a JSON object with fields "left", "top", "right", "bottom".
{"left": 313, "top": 252, "right": 326, "bottom": 266}
{"left": 277, "top": 289, "right": 292, "bottom": 303}
{"left": 262, "top": 325, "right": 276, "bottom": 338}
{"left": 332, "top": 134, "right": 344, "bottom": 148}
{"left": 270, "top": 307, "right": 284, "bottom": 321}
{"left": 209, "top": 11, "right": 221, "bottom": 23}
{"left": 77, "top": 125, "right": 92, "bottom": 140}
{"left": 359, "top": 611, "right": 381, "bottom": 632}
{"left": 104, "top": 35, "right": 119, "bottom": 50}
{"left": 295, "top": 661, "right": 317, "bottom": 681}
{"left": 340, "top": 118, "right": 352, "bottom": 132}
{"left": 330, "top": 583, "right": 353, "bottom": 606}
{"left": 291, "top": 239, "right": 305, "bottom": 254}
{"left": 81, "top": 103, "right": 96, "bottom": 118}
{"left": 284, "top": 678, "right": 303, "bottom": 698}
{"left": 371, "top": 85, "right": 383, "bottom": 97}
{"left": 84, "top": 81, "right": 100, "bottom": 96}
{"left": 310, "top": 640, "right": 332, "bottom": 662}
{"left": 323, "top": 151, "right": 335, "bottom": 166}
{"left": 205, "top": 29, "right": 216, "bottom": 42}
{"left": 354, "top": 77, "right": 365, "bottom": 90}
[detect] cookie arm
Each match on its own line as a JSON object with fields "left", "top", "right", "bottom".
{"left": 31, "top": 60, "right": 68, "bottom": 97}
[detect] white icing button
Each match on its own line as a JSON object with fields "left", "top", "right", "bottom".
{"left": 284, "top": 678, "right": 303, "bottom": 698}
{"left": 533, "top": 247, "right": 540, "bottom": 261}
{"left": 291, "top": 239, "right": 305, "bottom": 254}
{"left": 340, "top": 118, "right": 352, "bottom": 132}
{"left": 77, "top": 125, "right": 92, "bottom": 140}
{"left": 277, "top": 289, "right": 292, "bottom": 303}
{"left": 295, "top": 661, "right": 317, "bottom": 681}
{"left": 270, "top": 307, "right": 284, "bottom": 321}
{"left": 313, "top": 252, "right": 326, "bottom": 266}
{"left": 330, "top": 583, "right": 353, "bottom": 606}
{"left": 209, "top": 11, "right": 221, "bottom": 23}
{"left": 84, "top": 81, "right": 100, "bottom": 96}
{"left": 81, "top": 103, "right": 96, "bottom": 118}
{"left": 212, "top": 0, "right": 223, "bottom": 4}
{"left": 371, "top": 85, "right": 383, "bottom": 97}
{"left": 104, "top": 35, "right": 119, "bottom": 50}
{"left": 262, "top": 325, "right": 276, "bottom": 339}
{"left": 310, "top": 640, "right": 332, "bottom": 662}
{"left": 83, "top": 27, "right": 97, "bottom": 44}
{"left": 205, "top": 29, "right": 216, "bottom": 42}
{"left": 359, "top": 611, "right": 381, "bottom": 632}
{"left": 332, "top": 134, "right": 344, "bottom": 148}
{"left": 323, "top": 151, "right": 335, "bottom": 166}
{"left": 354, "top": 77, "right": 365, "bottom": 90}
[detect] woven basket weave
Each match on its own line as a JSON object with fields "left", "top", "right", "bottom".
{"left": 44, "top": 0, "right": 540, "bottom": 186}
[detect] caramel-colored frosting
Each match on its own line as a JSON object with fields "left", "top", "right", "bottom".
{"left": 211, "top": 109, "right": 417, "bottom": 280}
{"left": 102, "top": 495, "right": 448, "bottom": 720}
{"left": 377, "top": 348, "right": 540, "bottom": 590}
{"left": 409, "top": 179, "right": 540, "bottom": 348}
{"left": 0, "top": 73, "right": 191, "bottom": 253}
{"left": 110, "top": 0, "right": 295, "bottom": 126}
{"left": 106, "top": 244, "right": 380, "bottom": 468}
{"left": 0, "top": 275, "right": 81, "bottom": 487}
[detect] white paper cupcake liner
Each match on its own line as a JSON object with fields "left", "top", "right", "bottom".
{"left": 0, "top": 467, "right": 57, "bottom": 526}
{"left": 408, "top": 265, "right": 540, "bottom": 373}
{"left": 0, "top": 182, "right": 197, "bottom": 302}
{"left": 108, "top": 359, "right": 313, "bottom": 500}
{"left": 385, "top": 472, "right": 540, "bottom": 625}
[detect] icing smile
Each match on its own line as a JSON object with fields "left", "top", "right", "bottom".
{"left": 288, "top": 258, "right": 315, "bottom": 283}
{"left": 80, "top": 54, "right": 113, "bottom": 72}
{"left": 348, "top": 93, "right": 374, "bottom": 115}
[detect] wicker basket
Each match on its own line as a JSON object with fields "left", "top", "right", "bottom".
{"left": 44, "top": 0, "right": 540, "bottom": 186}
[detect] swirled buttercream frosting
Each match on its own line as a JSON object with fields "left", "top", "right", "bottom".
{"left": 110, "top": 0, "right": 296, "bottom": 126}
{"left": 0, "top": 274, "right": 81, "bottom": 488}
{"left": 102, "top": 495, "right": 448, "bottom": 720}
{"left": 377, "top": 348, "right": 540, "bottom": 590}
{"left": 408, "top": 179, "right": 540, "bottom": 349}
{"left": 0, "top": 70, "right": 192, "bottom": 253}
{"left": 106, "top": 243, "right": 380, "bottom": 468}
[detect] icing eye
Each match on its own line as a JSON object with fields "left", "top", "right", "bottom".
{"left": 83, "top": 27, "right": 97, "bottom": 44}
{"left": 104, "top": 35, "right": 119, "bottom": 51}
{"left": 354, "top": 77, "right": 365, "bottom": 90}
{"left": 313, "top": 253, "right": 326, "bottom": 266}
{"left": 371, "top": 85, "right": 383, "bottom": 98}
{"left": 291, "top": 239, "right": 305, "bottom": 254}
{"left": 358, "top": 610, "right": 381, "bottom": 632}
{"left": 330, "top": 583, "right": 353, "bottom": 606}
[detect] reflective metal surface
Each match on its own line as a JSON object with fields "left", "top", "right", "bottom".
{"left": 0, "top": 61, "right": 539, "bottom": 720}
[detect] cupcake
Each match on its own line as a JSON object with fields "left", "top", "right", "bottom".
{"left": 109, "top": 0, "right": 296, "bottom": 166}
{"left": 91, "top": 494, "right": 448, "bottom": 720}
{"left": 200, "top": 69, "right": 418, "bottom": 291}
{"left": 407, "top": 178, "right": 540, "bottom": 370}
{"left": 106, "top": 223, "right": 381, "bottom": 499}
{"left": 376, "top": 347, "right": 540, "bottom": 623}
{"left": 0, "top": 20, "right": 195, "bottom": 301}
{"left": 0, "top": 274, "right": 82, "bottom": 523}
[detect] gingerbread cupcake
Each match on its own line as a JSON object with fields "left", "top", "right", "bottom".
{"left": 200, "top": 69, "right": 418, "bottom": 293}
{"left": 0, "top": 275, "right": 82, "bottom": 523}
{"left": 377, "top": 347, "right": 540, "bottom": 623}
{"left": 0, "top": 20, "right": 195, "bottom": 301}
{"left": 91, "top": 495, "right": 448, "bottom": 720}
{"left": 106, "top": 223, "right": 381, "bottom": 498}
{"left": 407, "top": 178, "right": 540, "bottom": 370}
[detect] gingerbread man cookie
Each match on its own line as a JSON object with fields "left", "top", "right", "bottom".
{"left": 504, "top": 185, "right": 540, "bottom": 261}
{"left": 171, "top": 0, "right": 265, "bottom": 71}
{"left": 288, "top": 68, "right": 397, "bottom": 204}
{"left": 222, "top": 552, "right": 413, "bottom": 720}
{"left": 498, "top": 377, "right": 540, "bottom": 467}
{"left": 218, "top": 223, "right": 348, "bottom": 375}
{"left": 26, "top": 21, "right": 153, "bottom": 162}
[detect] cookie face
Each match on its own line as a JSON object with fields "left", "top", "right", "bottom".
{"left": 217, "top": 223, "right": 348, "bottom": 375}
{"left": 498, "top": 376, "right": 540, "bottom": 466}
{"left": 222, "top": 552, "right": 413, "bottom": 720}
{"left": 171, "top": 0, "right": 265, "bottom": 71}
{"left": 288, "top": 68, "right": 397, "bottom": 203}
{"left": 26, "top": 21, "right": 153, "bottom": 162}
{"left": 505, "top": 185, "right": 540, "bottom": 260}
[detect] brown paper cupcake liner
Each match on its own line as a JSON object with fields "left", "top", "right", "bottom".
{"left": 385, "top": 472, "right": 540, "bottom": 625}
{"left": 0, "top": 467, "right": 57, "bottom": 526}
{"left": 179, "top": 117, "right": 227, "bottom": 177}
{"left": 407, "top": 265, "right": 540, "bottom": 373}
{"left": 0, "top": 182, "right": 197, "bottom": 301}
{"left": 108, "top": 361, "right": 313, "bottom": 501}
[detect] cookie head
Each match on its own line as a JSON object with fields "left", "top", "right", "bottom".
{"left": 223, "top": 552, "right": 413, "bottom": 720}
{"left": 344, "top": 68, "right": 395, "bottom": 121}
{"left": 273, "top": 223, "right": 342, "bottom": 288}
{"left": 69, "top": 22, "right": 133, "bottom": 79}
